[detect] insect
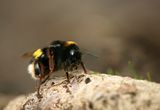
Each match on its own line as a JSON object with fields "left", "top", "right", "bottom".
{"left": 23, "top": 40, "right": 87, "bottom": 97}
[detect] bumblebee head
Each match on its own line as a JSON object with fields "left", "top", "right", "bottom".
{"left": 64, "top": 41, "right": 82, "bottom": 66}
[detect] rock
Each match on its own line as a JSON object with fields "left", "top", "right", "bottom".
{"left": 4, "top": 71, "right": 160, "bottom": 110}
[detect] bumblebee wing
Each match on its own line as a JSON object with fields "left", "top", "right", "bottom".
{"left": 21, "top": 51, "right": 34, "bottom": 58}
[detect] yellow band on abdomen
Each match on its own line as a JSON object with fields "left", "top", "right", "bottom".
{"left": 33, "top": 49, "right": 43, "bottom": 59}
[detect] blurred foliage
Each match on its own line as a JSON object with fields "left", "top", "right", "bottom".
{"left": 106, "top": 60, "right": 152, "bottom": 81}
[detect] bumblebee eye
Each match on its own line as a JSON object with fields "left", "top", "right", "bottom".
{"left": 70, "top": 50, "right": 75, "bottom": 56}
{"left": 34, "top": 62, "right": 41, "bottom": 76}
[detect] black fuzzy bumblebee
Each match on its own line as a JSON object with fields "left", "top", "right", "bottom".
{"left": 23, "top": 40, "right": 87, "bottom": 97}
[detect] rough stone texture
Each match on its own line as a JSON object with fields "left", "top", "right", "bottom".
{"left": 4, "top": 71, "right": 160, "bottom": 110}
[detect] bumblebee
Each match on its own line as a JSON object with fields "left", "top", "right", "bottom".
{"left": 23, "top": 40, "right": 87, "bottom": 97}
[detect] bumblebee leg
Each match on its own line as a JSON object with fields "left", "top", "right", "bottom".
{"left": 36, "top": 62, "right": 45, "bottom": 98}
{"left": 47, "top": 49, "right": 54, "bottom": 72}
{"left": 36, "top": 77, "right": 42, "bottom": 98}
{"left": 80, "top": 61, "right": 87, "bottom": 74}
{"left": 41, "top": 75, "right": 50, "bottom": 84}
{"left": 49, "top": 56, "right": 54, "bottom": 72}
{"left": 66, "top": 71, "right": 70, "bottom": 82}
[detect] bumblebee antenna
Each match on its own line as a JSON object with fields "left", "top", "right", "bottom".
{"left": 81, "top": 48, "right": 99, "bottom": 58}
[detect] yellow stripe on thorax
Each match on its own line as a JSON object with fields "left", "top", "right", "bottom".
{"left": 33, "top": 49, "right": 43, "bottom": 59}
{"left": 65, "top": 41, "right": 77, "bottom": 47}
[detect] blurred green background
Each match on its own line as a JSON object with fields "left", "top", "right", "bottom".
{"left": 0, "top": 0, "right": 160, "bottom": 107}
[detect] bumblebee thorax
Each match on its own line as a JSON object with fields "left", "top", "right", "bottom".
{"left": 64, "top": 41, "right": 77, "bottom": 47}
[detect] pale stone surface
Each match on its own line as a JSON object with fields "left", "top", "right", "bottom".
{"left": 4, "top": 71, "right": 160, "bottom": 110}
